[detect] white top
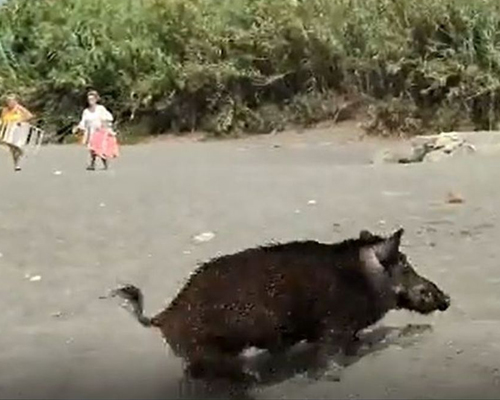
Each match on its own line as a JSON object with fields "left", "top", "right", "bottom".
{"left": 77, "top": 105, "right": 114, "bottom": 135}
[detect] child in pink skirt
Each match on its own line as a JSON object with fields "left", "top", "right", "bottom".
{"left": 76, "top": 90, "right": 119, "bottom": 170}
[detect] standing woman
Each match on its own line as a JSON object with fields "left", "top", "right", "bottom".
{"left": 0, "top": 94, "right": 34, "bottom": 171}
{"left": 75, "top": 90, "right": 119, "bottom": 170}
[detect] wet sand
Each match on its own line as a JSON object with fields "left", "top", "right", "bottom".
{"left": 0, "top": 128, "right": 499, "bottom": 399}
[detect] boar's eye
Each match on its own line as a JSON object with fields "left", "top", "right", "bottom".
{"left": 398, "top": 254, "right": 412, "bottom": 268}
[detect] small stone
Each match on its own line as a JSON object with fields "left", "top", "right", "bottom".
{"left": 382, "top": 191, "right": 409, "bottom": 197}
{"left": 307, "top": 200, "right": 317, "bottom": 205}
{"left": 53, "top": 170, "right": 63, "bottom": 175}
{"left": 193, "top": 232, "right": 215, "bottom": 243}
{"left": 29, "top": 275, "right": 41, "bottom": 282}
{"left": 446, "top": 192, "right": 464, "bottom": 204}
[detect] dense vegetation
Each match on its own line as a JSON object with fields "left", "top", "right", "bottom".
{"left": 2, "top": 0, "right": 500, "bottom": 139}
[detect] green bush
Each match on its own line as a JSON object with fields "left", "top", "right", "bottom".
{"left": 2, "top": 0, "right": 500, "bottom": 138}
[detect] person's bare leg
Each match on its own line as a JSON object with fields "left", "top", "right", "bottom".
{"left": 9, "top": 145, "right": 22, "bottom": 171}
{"left": 101, "top": 157, "right": 108, "bottom": 170}
{"left": 87, "top": 151, "right": 96, "bottom": 170}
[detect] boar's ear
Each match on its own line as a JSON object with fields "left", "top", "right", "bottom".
{"left": 359, "top": 230, "right": 375, "bottom": 240}
{"left": 359, "top": 247, "right": 384, "bottom": 271}
{"left": 373, "top": 228, "right": 404, "bottom": 263}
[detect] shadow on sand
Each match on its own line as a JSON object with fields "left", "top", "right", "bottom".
{"left": 170, "top": 323, "right": 433, "bottom": 399}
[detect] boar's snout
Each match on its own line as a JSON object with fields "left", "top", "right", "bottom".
{"left": 397, "top": 280, "right": 451, "bottom": 315}
{"left": 438, "top": 293, "right": 451, "bottom": 311}
{"left": 424, "top": 282, "right": 451, "bottom": 313}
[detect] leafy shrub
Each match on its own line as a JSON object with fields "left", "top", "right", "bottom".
{"left": 1, "top": 0, "right": 500, "bottom": 138}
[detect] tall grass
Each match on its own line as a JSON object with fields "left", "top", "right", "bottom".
{"left": 1, "top": 0, "right": 500, "bottom": 137}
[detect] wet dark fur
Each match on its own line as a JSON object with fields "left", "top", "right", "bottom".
{"left": 113, "top": 230, "right": 449, "bottom": 382}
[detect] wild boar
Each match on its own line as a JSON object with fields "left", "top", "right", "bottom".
{"left": 110, "top": 228, "right": 450, "bottom": 382}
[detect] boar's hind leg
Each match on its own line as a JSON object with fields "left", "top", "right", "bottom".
{"left": 185, "top": 347, "right": 250, "bottom": 383}
{"left": 305, "top": 331, "right": 357, "bottom": 382}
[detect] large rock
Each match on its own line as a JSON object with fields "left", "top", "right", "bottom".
{"left": 410, "top": 131, "right": 477, "bottom": 163}
{"left": 372, "top": 130, "right": 500, "bottom": 164}
{"left": 423, "top": 150, "right": 452, "bottom": 163}
{"left": 414, "top": 131, "right": 500, "bottom": 150}
{"left": 434, "top": 135, "right": 464, "bottom": 153}
{"left": 412, "top": 132, "right": 465, "bottom": 150}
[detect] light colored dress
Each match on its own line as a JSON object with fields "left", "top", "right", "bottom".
{"left": 77, "top": 105, "right": 119, "bottom": 159}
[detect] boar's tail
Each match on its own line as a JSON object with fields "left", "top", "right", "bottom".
{"left": 111, "top": 284, "right": 156, "bottom": 327}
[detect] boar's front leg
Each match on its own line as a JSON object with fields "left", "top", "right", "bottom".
{"left": 307, "top": 327, "right": 358, "bottom": 382}
{"left": 318, "top": 323, "right": 360, "bottom": 356}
